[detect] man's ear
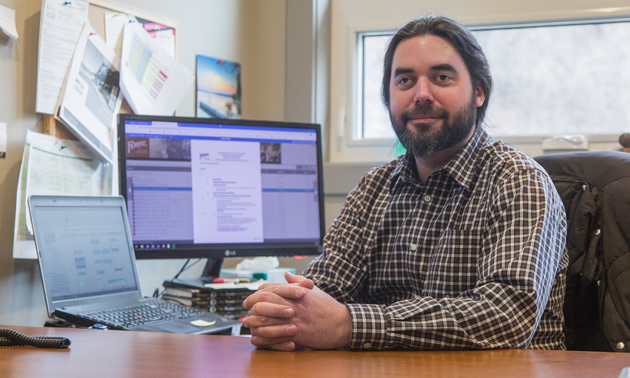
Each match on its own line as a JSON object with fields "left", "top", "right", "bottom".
{"left": 475, "top": 83, "right": 485, "bottom": 108}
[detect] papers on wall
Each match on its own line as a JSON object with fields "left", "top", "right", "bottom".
{"left": 55, "top": 22, "right": 122, "bottom": 164}
{"left": 12, "top": 130, "right": 113, "bottom": 259}
{"left": 104, "top": 12, "right": 136, "bottom": 57}
{"left": 0, "top": 122, "right": 6, "bottom": 158}
{"left": 0, "top": 4, "right": 19, "bottom": 40}
{"left": 137, "top": 17, "right": 176, "bottom": 58}
{"left": 35, "top": 0, "right": 88, "bottom": 114}
{"left": 120, "top": 21, "right": 192, "bottom": 116}
{"left": 105, "top": 13, "right": 175, "bottom": 59}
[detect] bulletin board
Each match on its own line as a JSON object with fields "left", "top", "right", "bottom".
{"left": 43, "top": 0, "right": 179, "bottom": 139}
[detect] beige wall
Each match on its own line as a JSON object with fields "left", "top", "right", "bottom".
{"left": 0, "top": 0, "right": 288, "bottom": 327}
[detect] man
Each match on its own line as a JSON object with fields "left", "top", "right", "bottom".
{"left": 243, "top": 15, "right": 568, "bottom": 352}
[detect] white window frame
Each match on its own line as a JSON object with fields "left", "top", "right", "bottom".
{"left": 328, "top": 0, "right": 630, "bottom": 163}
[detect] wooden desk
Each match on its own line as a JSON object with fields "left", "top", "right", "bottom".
{"left": 1, "top": 326, "right": 628, "bottom": 377}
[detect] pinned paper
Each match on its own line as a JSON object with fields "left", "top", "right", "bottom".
{"left": 12, "top": 130, "right": 113, "bottom": 259}
{"left": 120, "top": 21, "right": 192, "bottom": 116}
{"left": 35, "top": 0, "right": 89, "bottom": 114}
{"left": 0, "top": 4, "right": 19, "bottom": 40}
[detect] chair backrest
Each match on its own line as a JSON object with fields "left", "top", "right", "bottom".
{"left": 534, "top": 151, "right": 630, "bottom": 352}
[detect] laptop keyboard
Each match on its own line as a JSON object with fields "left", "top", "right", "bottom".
{"left": 81, "top": 301, "right": 207, "bottom": 329}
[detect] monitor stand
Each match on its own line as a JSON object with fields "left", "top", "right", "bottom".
{"left": 198, "top": 257, "right": 224, "bottom": 284}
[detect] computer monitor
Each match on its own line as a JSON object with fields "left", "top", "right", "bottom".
{"left": 117, "top": 114, "right": 325, "bottom": 279}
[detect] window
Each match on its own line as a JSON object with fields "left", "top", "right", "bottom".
{"left": 328, "top": 1, "right": 630, "bottom": 162}
{"left": 359, "top": 19, "right": 630, "bottom": 140}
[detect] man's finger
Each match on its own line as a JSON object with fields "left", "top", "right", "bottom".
{"left": 243, "top": 289, "right": 295, "bottom": 309}
{"left": 252, "top": 339, "right": 296, "bottom": 351}
{"left": 285, "top": 272, "right": 305, "bottom": 283}
{"left": 250, "top": 324, "right": 297, "bottom": 343}
{"left": 245, "top": 301, "right": 295, "bottom": 318}
{"left": 243, "top": 314, "right": 292, "bottom": 328}
{"left": 256, "top": 284, "right": 306, "bottom": 300}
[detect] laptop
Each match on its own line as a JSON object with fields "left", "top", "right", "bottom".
{"left": 28, "top": 194, "right": 241, "bottom": 335}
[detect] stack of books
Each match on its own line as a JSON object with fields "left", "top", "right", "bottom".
{"left": 162, "top": 287, "right": 211, "bottom": 309}
{"left": 162, "top": 278, "right": 263, "bottom": 319}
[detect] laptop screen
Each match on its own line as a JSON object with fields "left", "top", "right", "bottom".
{"left": 30, "top": 196, "right": 140, "bottom": 308}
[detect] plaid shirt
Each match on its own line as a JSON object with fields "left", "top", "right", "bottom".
{"left": 304, "top": 126, "right": 568, "bottom": 350}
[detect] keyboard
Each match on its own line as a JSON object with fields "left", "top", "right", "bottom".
{"left": 80, "top": 301, "right": 206, "bottom": 329}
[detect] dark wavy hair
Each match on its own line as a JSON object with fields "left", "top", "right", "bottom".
{"left": 381, "top": 15, "right": 493, "bottom": 127}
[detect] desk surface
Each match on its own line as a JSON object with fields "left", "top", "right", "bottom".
{"left": 1, "top": 325, "right": 628, "bottom": 377}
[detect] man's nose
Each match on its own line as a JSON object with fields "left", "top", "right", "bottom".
{"left": 414, "top": 78, "right": 434, "bottom": 105}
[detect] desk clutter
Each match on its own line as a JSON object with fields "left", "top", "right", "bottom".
{"left": 162, "top": 278, "right": 265, "bottom": 319}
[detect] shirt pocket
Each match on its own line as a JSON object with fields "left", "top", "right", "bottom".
{"left": 422, "top": 228, "right": 482, "bottom": 297}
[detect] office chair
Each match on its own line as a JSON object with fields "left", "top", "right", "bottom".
{"left": 534, "top": 151, "right": 630, "bottom": 352}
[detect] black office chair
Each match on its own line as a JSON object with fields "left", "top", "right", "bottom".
{"left": 534, "top": 151, "right": 630, "bottom": 352}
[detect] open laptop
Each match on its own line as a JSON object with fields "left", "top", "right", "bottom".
{"left": 28, "top": 194, "right": 241, "bottom": 335}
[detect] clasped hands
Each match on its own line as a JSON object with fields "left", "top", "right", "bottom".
{"left": 242, "top": 272, "right": 352, "bottom": 351}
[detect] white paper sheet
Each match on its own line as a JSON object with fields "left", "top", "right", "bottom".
{"left": 35, "top": 0, "right": 88, "bottom": 114}
{"left": 12, "top": 130, "right": 112, "bottom": 259}
{"left": 104, "top": 12, "right": 136, "bottom": 57}
{"left": 57, "top": 22, "right": 122, "bottom": 164}
{"left": 120, "top": 21, "right": 193, "bottom": 116}
{"left": 0, "top": 4, "right": 18, "bottom": 40}
{"left": 105, "top": 13, "right": 175, "bottom": 59}
{"left": 138, "top": 18, "right": 175, "bottom": 58}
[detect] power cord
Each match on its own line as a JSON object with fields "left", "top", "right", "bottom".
{"left": 0, "top": 328, "right": 71, "bottom": 349}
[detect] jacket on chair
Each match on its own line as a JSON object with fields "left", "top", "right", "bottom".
{"left": 535, "top": 151, "right": 630, "bottom": 352}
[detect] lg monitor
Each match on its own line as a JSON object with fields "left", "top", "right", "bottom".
{"left": 117, "top": 114, "right": 325, "bottom": 279}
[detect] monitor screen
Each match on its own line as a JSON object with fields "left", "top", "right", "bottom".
{"left": 117, "top": 114, "right": 325, "bottom": 263}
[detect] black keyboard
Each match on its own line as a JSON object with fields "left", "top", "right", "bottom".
{"left": 81, "top": 301, "right": 206, "bottom": 329}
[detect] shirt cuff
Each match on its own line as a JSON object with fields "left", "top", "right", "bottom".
{"left": 346, "top": 303, "right": 388, "bottom": 350}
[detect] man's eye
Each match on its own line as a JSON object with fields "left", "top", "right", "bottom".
{"left": 397, "top": 77, "right": 413, "bottom": 86}
{"left": 436, "top": 74, "right": 452, "bottom": 83}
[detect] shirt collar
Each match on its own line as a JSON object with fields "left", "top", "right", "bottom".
{"left": 391, "top": 126, "right": 494, "bottom": 192}
{"left": 443, "top": 126, "right": 493, "bottom": 190}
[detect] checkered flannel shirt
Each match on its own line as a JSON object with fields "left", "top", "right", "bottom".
{"left": 304, "top": 126, "right": 568, "bottom": 351}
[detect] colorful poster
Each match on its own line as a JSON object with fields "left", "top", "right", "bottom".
{"left": 196, "top": 55, "right": 242, "bottom": 119}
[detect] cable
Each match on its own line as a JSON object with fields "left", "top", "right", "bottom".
{"left": 173, "top": 258, "right": 203, "bottom": 279}
{"left": 0, "top": 328, "right": 71, "bottom": 349}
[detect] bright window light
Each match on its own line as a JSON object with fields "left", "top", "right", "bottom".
{"left": 358, "top": 18, "right": 630, "bottom": 140}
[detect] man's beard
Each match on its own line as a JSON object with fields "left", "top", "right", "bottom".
{"left": 390, "top": 92, "right": 478, "bottom": 157}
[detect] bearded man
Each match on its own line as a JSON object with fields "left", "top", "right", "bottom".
{"left": 243, "top": 15, "right": 568, "bottom": 352}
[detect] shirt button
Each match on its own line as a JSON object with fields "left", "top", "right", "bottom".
{"left": 363, "top": 343, "right": 372, "bottom": 349}
{"left": 410, "top": 244, "right": 417, "bottom": 251}
{"left": 423, "top": 195, "right": 431, "bottom": 202}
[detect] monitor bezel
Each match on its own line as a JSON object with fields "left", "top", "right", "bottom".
{"left": 117, "top": 113, "right": 326, "bottom": 260}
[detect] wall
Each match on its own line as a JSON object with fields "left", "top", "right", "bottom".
{"left": 0, "top": 0, "right": 289, "bottom": 327}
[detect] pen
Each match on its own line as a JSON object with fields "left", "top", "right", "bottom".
{"left": 213, "top": 278, "right": 251, "bottom": 283}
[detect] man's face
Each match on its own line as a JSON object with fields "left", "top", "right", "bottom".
{"left": 388, "top": 35, "right": 485, "bottom": 157}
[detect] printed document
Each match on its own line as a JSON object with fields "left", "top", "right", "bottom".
{"left": 56, "top": 22, "right": 122, "bottom": 164}
{"left": 12, "top": 131, "right": 111, "bottom": 259}
{"left": 120, "top": 21, "right": 192, "bottom": 116}
{"left": 190, "top": 140, "right": 264, "bottom": 244}
{"left": 35, "top": 0, "right": 88, "bottom": 114}
{"left": 105, "top": 12, "right": 175, "bottom": 58}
